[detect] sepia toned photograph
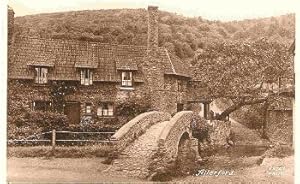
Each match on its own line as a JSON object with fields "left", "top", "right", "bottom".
{"left": 5, "top": 0, "right": 295, "bottom": 183}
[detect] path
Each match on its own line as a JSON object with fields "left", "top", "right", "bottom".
{"left": 211, "top": 101, "right": 269, "bottom": 146}
{"left": 7, "top": 157, "right": 142, "bottom": 183}
{"left": 109, "top": 121, "right": 169, "bottom": 178}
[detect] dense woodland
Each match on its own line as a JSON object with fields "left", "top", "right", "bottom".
{"left": 13, "top": 8, "right": 295, "bottom": 60}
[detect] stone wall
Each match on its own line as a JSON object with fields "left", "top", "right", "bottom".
{"left": 266, "top": 110, "right": 293, "bottom": 145}
{"left": 7, "top": 79, "right": 150, "bottom": 129}
{"left": 158, "top": 111, "right": 199, "bottom": 160}
{"left": 108, "top": 111, "right": 200, "bottom": 180}
{"left": 208, "top": 120, "right": 231, "bottom": 145}
{"left": 111, "top": 111, "right": 171, "bottom": 152}
{"left": 163, "top": 75, "right": 189, "bottom": 115}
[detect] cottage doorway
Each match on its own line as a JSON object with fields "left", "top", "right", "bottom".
{"left": 177, "top": 103, "right": 184, "bottom": 112}
{"left": 64, "top": 102, "right": 80, "bottom": 124}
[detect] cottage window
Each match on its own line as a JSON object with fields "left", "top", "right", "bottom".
{"left": 121, "top": 71, "right": 133, "bottom": 87}
{"left": 32, "top": 101, "right": 51, "bottom": 111}
{"left": 35, "top": 67, "right": 48, "bottom": 84}
{"left": 85, "top": 103, "right": 92, "bottom": 114}
{"left": 97, "top": 103, "right": 114, "bottom": 116}
{"left": 178, "top": 80, "right": 184, "bottom": 92}
{"left": 81, "top": 69, "right": 93, "bottom": 85}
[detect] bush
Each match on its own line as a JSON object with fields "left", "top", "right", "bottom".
{"left": 115, "top": 93, "right": 152, "bottom": 123}
{"left": 190, "top": 115, "right": 210, "bottom": 142}
{"left": 8, "top": 110, "right": 68, "bottom": 140}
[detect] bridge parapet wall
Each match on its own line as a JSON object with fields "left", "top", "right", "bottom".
{"left": 111, "top": 111, "right": 171, "bottom": 151}
{"left": 159, "top": 111, "right": 198, "bottom": 159}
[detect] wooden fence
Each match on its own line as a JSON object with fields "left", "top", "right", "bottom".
{"left": 7, "top": 130, "right": 116, "bottom": 148}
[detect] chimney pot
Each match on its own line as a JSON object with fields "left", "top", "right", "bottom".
{"left": 148, "top": 6, "right": 158, "bottom": 11}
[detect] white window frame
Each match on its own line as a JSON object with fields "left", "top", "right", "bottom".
{"left": 121, "top": 71, "right": 133, "bottom": 87}
{"left": 35, "top": 67, "right": 48, "bottom": 84}
{"left": 81, "top": 69, "right": 93, "bottom": 85}
{"left": 86, "top": 103, "right": 92, "bottom": 114}
{"left": 97, "top": 103, "right": 114, "bottom": 117}
{"left": 32, "top": 100, "right": 51, "bottom": 111}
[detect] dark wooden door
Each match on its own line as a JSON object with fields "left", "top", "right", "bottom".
{"left": 177, "top": 103, "right": 184, "bottom": 112}
{"left": 64, "top": 102, "right": 80, "bottom": 125}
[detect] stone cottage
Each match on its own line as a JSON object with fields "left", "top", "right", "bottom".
{"left": 7, "top": 5, "right": 294, "bottom": 137}
{"left": 8, "top": 6, "right": 192, "bottom": 129}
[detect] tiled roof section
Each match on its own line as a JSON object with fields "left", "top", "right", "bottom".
{"left": 163, "top": 49, "right": 190, "bottom": 78}
{"left": 268, "top": 96, "right": 294, "bottom": 110}
{"left": 75, "top": 43, "right": 99, "bottom": 68}
{"left": 9, "top": 37, "right": 147, "bottom": 81}
{"left": 116, "top": 59, "right": 138, "bottom": 71}
{"left": 9, "top": 37, "right": 190, "bottom": 81}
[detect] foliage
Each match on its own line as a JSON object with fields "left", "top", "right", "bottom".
{"left": 190, "top": 115, "right": 210, "bottom": 142}
{"left": 115, "top": 93, "right": 152, "bottom": 121}
{"left": 231, "top": 104, "right": 265, "bottom": 130}
{"left": 13, "top": 9, "right": 294, "bottom": 59}
{"left": 50, "top": 81, "right": 77, "bottom": 113}
{"left": 192, "top": 39, "right": 293, "bottom": 119}
{"left": 192, "top": 39, "right": 293, "bottom": 98}
{"left": 8, "top": 111, "right": 68, "bottom": 140}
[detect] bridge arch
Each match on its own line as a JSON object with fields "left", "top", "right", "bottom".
{"left": 107, "top": 111, "right": 201, "bottom": 179}
{"left": 158, "top": 111, "right": 199, "bottom": 161}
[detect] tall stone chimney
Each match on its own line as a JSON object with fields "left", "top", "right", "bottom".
{"left": 143, "top": 6, "right": 166, "bottom": 111}
{"left": 8, "top": 6, "right": 15, "bottom": 45}
{"left": 147, "top": 6, "right": 158, "bottom": 57}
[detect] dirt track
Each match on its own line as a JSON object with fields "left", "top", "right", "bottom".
{"left": 8, "top": 156, "right": 293, "bottom": 183}
{"left": 7, "top": 157, "right": 142, "bottom": 183}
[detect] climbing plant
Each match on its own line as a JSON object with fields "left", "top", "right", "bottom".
{"left": 50, "top": 81, "right": 77, "bottom": 113}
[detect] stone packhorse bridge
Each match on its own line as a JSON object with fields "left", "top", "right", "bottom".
{"left": 106, "top": 111, "right": 201, "bottom": 179}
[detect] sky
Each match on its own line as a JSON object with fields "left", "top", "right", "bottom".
{"left": 7, "top": 0, "right": 297, "bottom": 21}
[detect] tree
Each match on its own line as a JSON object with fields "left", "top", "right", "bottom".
{"left": 192, "top": 39, "right": 294, "bottom": 120}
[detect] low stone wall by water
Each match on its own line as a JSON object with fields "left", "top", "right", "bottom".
{"left": 208, "top": 120, "right": 231, "bottom": 146}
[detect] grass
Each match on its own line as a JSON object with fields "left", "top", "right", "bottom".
{"left": 7, "top": 145, "right": 114, "bottom": 158}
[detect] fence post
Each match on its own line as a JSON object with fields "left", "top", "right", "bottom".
{"left": 52, "top": 129, "right": 56, "bottom": 151}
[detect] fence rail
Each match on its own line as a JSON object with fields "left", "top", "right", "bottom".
{"left": 8, "top": 129, "right": 116, "bottom": 147}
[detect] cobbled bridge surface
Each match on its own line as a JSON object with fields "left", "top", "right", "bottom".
{"left": 105, "top": 111, "right": 200, "bottom": 179}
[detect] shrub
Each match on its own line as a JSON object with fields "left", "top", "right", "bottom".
{"left": 190, "top": 115, "right": 210, "bottom": 142}
{"left": 115, "top": 93, "right": 152, "bottom": 123}
{"left": 8, "top": 110, "right": 68, "bottom": 140}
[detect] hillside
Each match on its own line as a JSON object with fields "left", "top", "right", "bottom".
{"left": 13, "top": 8, "right": 295, "bottom": 59}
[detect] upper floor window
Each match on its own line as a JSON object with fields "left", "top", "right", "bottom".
{"left": 81, "top": 69, "right": 93, "bottom": 85}
{"left": 35, "top": 67, "right": 48, "bottom": 84}
{"left": 32, "top": 100, "right": 51, "bottom": 111}
{"left": 178, "top": 80, "right": 185, "bottom": 92}
{"left": 97, "top": 103, "right": 114, "bottom": 117}
{"left": 85, "top": 103, "right": 92, "bottom": 114}
{"left": 121, "top": 71, "right": 132, "bottom": 87}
